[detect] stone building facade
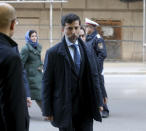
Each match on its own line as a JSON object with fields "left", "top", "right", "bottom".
{"left": 11, "top": 0, "right": 142, "bottom": 61}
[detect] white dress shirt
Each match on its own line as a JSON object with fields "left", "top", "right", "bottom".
{"left": 65, "top": 35, "right": 81, "bottom": 62}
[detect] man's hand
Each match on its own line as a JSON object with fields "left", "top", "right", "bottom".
{"left": 103, "top": 97, "right": 108, "bottom": 104}
{"left": 99, "top": 106, "right": 103, "bottom": 112}
{"left": 43, "top": 116, "right": 54, "bottom": 122}
{"left": 27, "top": 97, "right": 32, "bottom": 107}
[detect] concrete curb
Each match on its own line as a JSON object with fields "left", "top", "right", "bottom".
{"left": 104, "top": 72, "right": 146, "bottom": 75}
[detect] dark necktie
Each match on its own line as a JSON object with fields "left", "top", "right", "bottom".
{"left": 71, "top": 44, "right": 81, "bottom": 75}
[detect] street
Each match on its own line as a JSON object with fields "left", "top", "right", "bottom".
{"left": 29, "top": 74, "right": 146, "bottom": 131}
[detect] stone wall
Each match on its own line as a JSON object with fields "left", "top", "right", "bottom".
{"left": 11, "top": 0, "right": 143, "bottom": 61}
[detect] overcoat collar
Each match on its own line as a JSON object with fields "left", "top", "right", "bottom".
{"left": 26, "top": 43, "right": 41, "bottom": 56}
{"left": 57, "top": 36, "right": 85, "bottom": 78}
{"left": 58, "top": 36, "right": 76, "bottom": 75}
{"left": 57, "top": 36, "right": 68, "bottom": 57}
{"left": 0, "top": 32, "right": 17, "bottom": 47}
{"left": 58, "top": 36, "right": 85, "bottom": 57}
{"left": 86, "top": 30, "right": 97, "bottom": 42}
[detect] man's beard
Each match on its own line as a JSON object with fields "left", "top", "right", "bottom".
{"left": 68, "top": 35, "right": 78, "bottom": 43}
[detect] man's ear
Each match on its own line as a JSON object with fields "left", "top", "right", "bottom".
{"left": 10, "top": 21, "right": 15, "bottom": 30}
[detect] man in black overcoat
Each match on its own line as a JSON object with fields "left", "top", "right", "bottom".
{"left": 0, "top": 3, "right": 29, "bottom": 131}
{"left": 42, "top": 13, "right": 103, "bottom": 131}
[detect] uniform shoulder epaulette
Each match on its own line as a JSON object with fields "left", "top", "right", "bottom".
{"left": 96, "top": 34, "right": 101, "bottom": 39}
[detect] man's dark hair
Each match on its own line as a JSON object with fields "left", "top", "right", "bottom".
{"left": 61, "top": 13, "right": 81, "bottom": 27}
{"left": 29, "top": 30, "right": 37, "bottom": 37}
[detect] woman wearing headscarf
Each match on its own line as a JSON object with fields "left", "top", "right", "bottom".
{"left": 20, "top": 30, "right": 43, "bottom": 110}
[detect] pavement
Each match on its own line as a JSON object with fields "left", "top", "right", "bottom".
{"left": 28, "top": 62, "right": 146, "bottom": 131}
{"left": 104, "top": 62, "right": 146, "bottom": 75}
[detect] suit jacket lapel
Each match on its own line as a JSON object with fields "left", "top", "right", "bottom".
{"left": 58, "top": 36, "right": 85, "bottom": 78}
{"left": 78, "top": 43, "right": 85, "bottom": 78}
{"left": 57, "top": 39, "right": 70, "bottom": 63}
{"left": 57, "top": 37, "right": 77, "bottom": 77}
{"left": 64, "top": 40, "right": 79, "bottom": 77}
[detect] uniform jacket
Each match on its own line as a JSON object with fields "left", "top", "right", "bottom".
{"left": 86, "top": 31, "right": 107, "bottom": 98}
{"left": 42, "top": 36, "right": 102, "bottom": 128}
{"left": 20, "top": 43, "right": 43, "bottom": 100}
{"left": 0, "top": 32, "right": 29, "bottom": 131}
{"left": 86, "top": 30, "right": 107, "bottom": 68}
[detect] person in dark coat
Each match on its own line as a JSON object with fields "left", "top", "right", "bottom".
{"left": 13, "top": 46, "right": 32, "bottom": 107}
{"left": 0, "top": 3, "right": 29, "bottom": 131}
{"left": 85, "top": 18, "right": 109, "bottom": 118}
{"left": 20, "top": 30, "right": 43, "bottom": 109}
{"left": 23, "top": 69, "right": 32, "bottom": 107}
{"left": 42, "top": 13, "right": 103, "bottom": 131}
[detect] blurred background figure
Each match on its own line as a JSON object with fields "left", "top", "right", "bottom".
{"left": 20, "top": 30, "right": 43, "bottom": 110}
{"left": 79, "top": 26, "right": 86, "bottom": 42}
{"left": 85, "top": 18, "right": 109, "bottom": 118}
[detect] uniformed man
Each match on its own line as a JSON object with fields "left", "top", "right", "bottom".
{"left": 85, "top": 18, "right": 109, "bottom": 118}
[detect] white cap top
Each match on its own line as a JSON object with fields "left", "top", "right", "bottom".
{"left": 85, "top": 18, "right": 99, "bottom": 26}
